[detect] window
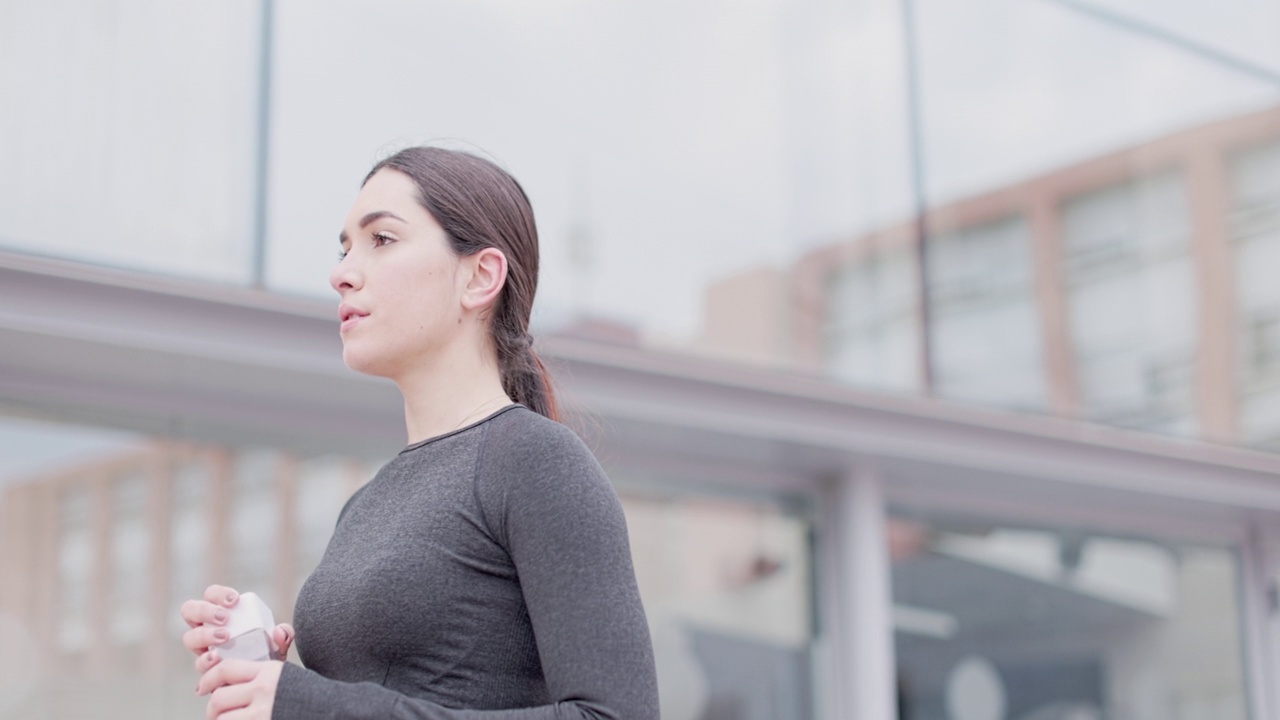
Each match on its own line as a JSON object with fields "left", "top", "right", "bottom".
{"left": 109, "top": 469, "right": 150, "bottom": 644}
{"left": 927, "top": 215, "right": 1046, "bottom": 410}
{"left": 621, "top": 491, "right": 814, "bottom": 720}
{"left": 1063, "top": 172, "right": 1197, "bottom": 434}
{"left": 825, "top": 247, "right": 920, "bottom": 393}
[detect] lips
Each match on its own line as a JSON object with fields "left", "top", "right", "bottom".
{"left": 338, "top": 304, "right": 369, "bottom": 332}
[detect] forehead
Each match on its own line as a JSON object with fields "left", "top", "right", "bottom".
{"left": 345, "top": 168, "right": 425, "bottom": 224}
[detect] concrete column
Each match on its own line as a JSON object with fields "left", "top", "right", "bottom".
{"left": 87, "top": 473, "right": 111, "bottom": 677}
{"left": 823, "top": 465, "right": 897, "bottom": 720}
{"left": 146, "top": 446, "right": 172, "bottom": 676}
{"left": 1187, "top": 146, "right": 1238, "bottom": 443}
{"left": 276, "top": 453, "right": 299, "bottom": 619}
{"left": 1029, "top": 192, "right": 1080, "bottom": 417}
{"left": 208, "top": 449, "right": 232, "bottom": 585}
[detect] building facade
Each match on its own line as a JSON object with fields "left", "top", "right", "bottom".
{"left": 706, "top": 106, "right": 1280, "bottom": 450}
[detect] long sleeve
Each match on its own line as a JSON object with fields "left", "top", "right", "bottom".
{"left": 273, "top": 662, "right": 624, "bottom": 719}
{"left": 273, "top": 409, "right": 659, "bottom": 720}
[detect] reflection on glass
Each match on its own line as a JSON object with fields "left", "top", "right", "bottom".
{"left": 621, "top": 492, "right": 813, "bottom": 720}
{"left": 1063, "top": 172, "right": 1197, "bottom": 434}
{"left": 890, "top": 516, "right": 1246, "bottom": 720}
{"left": 1231, "top": 139, "right": 1280, "bottom": 446}
{"left": 825, "top": 244, "right": 921, "bottom": 392}
{"left": 0, "top": 1, "right": 259, "bottom": 281}
{"left": 928, "top": 215, "right": 1045, "bottom": 409}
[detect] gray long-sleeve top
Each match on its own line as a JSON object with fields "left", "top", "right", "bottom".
{"left": 272, "top": 405, "right": 659, "bottom": 719}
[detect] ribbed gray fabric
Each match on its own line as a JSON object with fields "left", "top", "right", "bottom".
{"left": 273, "top": 405, "right": 659, "bottom": 720}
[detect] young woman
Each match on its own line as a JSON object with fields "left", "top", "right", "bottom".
{"left": 179, "top": 147, "right": 660, "bottom": 719}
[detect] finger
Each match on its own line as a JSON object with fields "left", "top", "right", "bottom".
{"left": 206, "top": 683, "right": 252, "bottom": 720}
{"left": 194, "top": 649, "right": 222, "bottom": 675}
{"left": 183, "top": 624, "right": 232, "bottom": 655}
{"left": 196, "top": 659, "right": 260, "bottom": 696}
{"left": 203, "top": 585, "right": 241, "bottom": 608}
{"left": 271, "top": 624, "right": 294, "bottom": 658}
{"left": 181, "top": 599, "right": 233, "bottom": 630}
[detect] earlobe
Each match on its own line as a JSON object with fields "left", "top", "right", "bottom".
{"left": 461, "top": 248, "right": 508, "bottom": 311}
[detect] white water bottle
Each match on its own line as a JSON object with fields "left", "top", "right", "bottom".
{"left": 215, "top": 592, "right": 279, "bottom": 662}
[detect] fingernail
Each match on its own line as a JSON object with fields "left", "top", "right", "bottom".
{"left": 214, "top": 609, "right": 228, "bottom": 623}
{"left": 214, "top": 629, "right": 229, "bottom": 641}
{"left": 225, "top": 591, "right": 238, "bottom": 604}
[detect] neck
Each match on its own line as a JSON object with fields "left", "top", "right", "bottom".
{"left": 395, "top": 339, "right": 512, "bottom": 445}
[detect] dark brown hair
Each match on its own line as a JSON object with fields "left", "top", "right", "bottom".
{"left": 365, "top": 147, "right": 559, "bottom": 421}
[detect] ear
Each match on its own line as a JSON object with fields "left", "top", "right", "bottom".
{"left": 460, "top": 247, "right": 508, "bottom": 312}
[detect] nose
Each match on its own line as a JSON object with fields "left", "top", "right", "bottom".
{"left": 330, "top": 253, "right": 363, "bottom": 295}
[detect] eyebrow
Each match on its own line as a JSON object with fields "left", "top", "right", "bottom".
{"left": 338, "top": 210, "right": 408, "bottom": 245}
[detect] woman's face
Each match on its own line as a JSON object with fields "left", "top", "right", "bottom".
{"left": 330, "top": 168, "right": 465, "bottom": 378}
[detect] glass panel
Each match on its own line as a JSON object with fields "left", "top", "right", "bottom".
{"left": 621, "top": 491, "right": 814, "bottom": 720}
{"left": 1087, "top": 0, "right": 1280, "bottom": 74}
{"left": 0, "top": 1, "right": 259, "bottom": 281}
{"left": 265, "top": 0, "right": 905, "bottom": 367}
{"left": 899, "top": 0, "right": 1279, "bottom": 435}
{"left": 913, "top": 0, "right": 1275, "bottom": 202}
{"left": 890, "top": 515, "right": 1247, "bottom": 720}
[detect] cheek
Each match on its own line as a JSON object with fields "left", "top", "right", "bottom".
{"left": 388, "top": 270, "right": 459, "bottom": 333}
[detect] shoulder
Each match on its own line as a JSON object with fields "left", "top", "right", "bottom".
{"left": 482, "top": 406, "right": 600, "bottom": 475}
{"left": 475, "top": 407, "right": 620, "bottom": 539}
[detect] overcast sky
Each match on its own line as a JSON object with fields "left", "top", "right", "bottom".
{"left": 3, "top": 0, "right": 1279, "bottom": 342}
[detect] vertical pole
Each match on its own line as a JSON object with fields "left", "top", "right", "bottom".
{"left": 901, "top": 0, "right": 934, "bottom": 394}
{"left": 250, "top": 0, "right": 275, "bottom": 290}
{"left": 829, "top": 465, "right": 897, "bottom": 720}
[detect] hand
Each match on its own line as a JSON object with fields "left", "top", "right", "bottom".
{"left": 180, "top": 585, "right": 243, "bottom": 663}
{"left": 196, "top": 658, "right": 283, "bottom": 720}
{"left": 180, "top": 585, "right": 295, "bottom": 673}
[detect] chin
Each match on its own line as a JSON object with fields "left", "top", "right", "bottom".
{"left": 342, "top": 346, "right": 398, "bottom": 379}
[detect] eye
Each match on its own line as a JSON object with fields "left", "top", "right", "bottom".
{"left": 337, "top": 248, "right": 348, "bottom": 261}
{"left": 372, "top": 231, "right": 396, "bottom": 248}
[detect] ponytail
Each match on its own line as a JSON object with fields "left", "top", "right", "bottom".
{"left": 498, "top": 337, "right": 560, "bottom": 422}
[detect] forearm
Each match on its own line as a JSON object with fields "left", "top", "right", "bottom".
{"left": 273, "top": 663, "right": 619, "bottom": 720}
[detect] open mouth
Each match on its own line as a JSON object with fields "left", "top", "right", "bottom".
{"left": 339, "top": 305, "right": 369, "bottom": 331}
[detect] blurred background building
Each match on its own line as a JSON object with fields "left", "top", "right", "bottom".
{"left": 4, "top": 1, "right": 1280, "bottom": 719}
